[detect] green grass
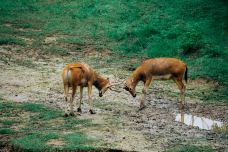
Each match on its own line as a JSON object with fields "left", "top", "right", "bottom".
{"left": 0, "top": 37, "right": 26, "bottom": 46}
{"left": 0, "top": 127, "right": 15, "bottom": 135}
{"left": 0, "top": 0, "right": 227, "bottom": 93}
{"left": 0, "top": 119, "right": 14, "bottom": 126}
{"left": 0, "top": 100, "right": 96, "bottom": 151}
{"left": 166, "top": 145, "right": 214, "bottom": 152}
{"left": 22, "top": 102, "right": 63, "bottom": 121}
{"left": 63, "top": 133, "right": 96, "bottom": 150}
{"left": 12, "top": 132, "right": 56, "bottom": 151}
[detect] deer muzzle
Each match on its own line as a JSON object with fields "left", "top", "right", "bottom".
{"left": 99, "top": 91, "right": 103, "bottom": 97}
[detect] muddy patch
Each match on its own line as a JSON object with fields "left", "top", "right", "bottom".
{"left": 175, "top": 113, "right": 224, "bottom": 130}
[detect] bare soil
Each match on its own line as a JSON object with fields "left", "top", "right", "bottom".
{"left": 0, "top": 45, "right": 227, "bottom": 152}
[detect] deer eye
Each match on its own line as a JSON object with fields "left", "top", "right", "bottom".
{"left": 129, "top": 88, "right": 132, "bottom": 91}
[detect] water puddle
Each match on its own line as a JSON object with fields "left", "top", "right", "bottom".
{"left": 175, "top": 113, "right": 223, "bottom": 130}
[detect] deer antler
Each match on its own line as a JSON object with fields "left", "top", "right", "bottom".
{"left": 108, "top": 80, "right": 124, "bottom": 93}
{"left": 109, "top": 81, "right": 123, "bottom": 87}
{"left": 108, "top": 71, "right": 125, "bottom": 93}
{"left": 109, "top": 87, "right": 121, "bottom": 93}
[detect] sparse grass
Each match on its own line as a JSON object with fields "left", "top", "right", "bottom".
{"left": 16, "top": 58, "right": 36, "bottom": 68}
{"left": 166, "top": 145, "right": 214, "bottom": 152}
{"left": 0, "top": 100, "right": 96, "bottom": 151}
{"left": 212, "top": 123, "right": 228, "bottom": 134}
{"left": 63, "top": 118, "right": 92, "bottom": 129}
{"left": 63, "top": 133, "right": 96, "bottom": 150}
{"left": 44, "top": 45, "right": 68, "bottom": 55}
{"left": 57, "top": 37, "right": 84, "bottom": 46}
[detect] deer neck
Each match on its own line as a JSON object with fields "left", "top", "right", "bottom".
{"left": 131, "top": 69, "right": 143, "bottom": 88}
{"left": 93, "top": 73, "right": 107, "bottom": 91}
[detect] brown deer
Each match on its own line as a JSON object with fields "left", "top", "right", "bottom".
{"left": 124, "top": 58, "right": 188, "bottom": 110}
{"left": 62, "top": 62, "right": 114, "bottom": 116}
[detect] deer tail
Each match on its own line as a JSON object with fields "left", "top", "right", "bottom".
{"left": 63, "top": 68, "right": 72, "bottom": 85}
{"left": 184, "top": 66, "right": 188, "bottom": 83}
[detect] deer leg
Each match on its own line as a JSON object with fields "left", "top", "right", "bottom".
{"left": 63, "top": 84, "right": 69, "bottom": 116}
{"left": 139, "top": 77, "right": 152, "bottom": 110}
{"left": 77, "top": 86, "right": 83, "bottom": 113}
{"left": 64, "top": 84, "right": 69, "bottom": 102}
{"left": 80, "top": 86, "right": 84, "bottom": 105}
{"left": 69, "top": 85, "right": 77, "bottom": 116}
{"left": 88, "top": 82, "right": 95, "bottom": 114}
{"left": 173, "top": 78, "right": 186, "bottom": 109}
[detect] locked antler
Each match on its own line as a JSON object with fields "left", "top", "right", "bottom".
{"left": 108, "top": 71, "right": 125, "bottom": 93}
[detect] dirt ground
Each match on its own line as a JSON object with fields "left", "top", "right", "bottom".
{"left": 0, "top": 45, "right": 227, "bottom": 152}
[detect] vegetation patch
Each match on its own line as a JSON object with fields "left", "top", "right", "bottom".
{"left": 0, "top": 127, "right": 15, "bottom": 135}
{"left": 0, "top": 37, "right": 26, "bottom": 46}
{"left": 0, "top": 100, "right": 96, "bottom": 151}
{"left": 0, "top": 0, "right": 227, "bottom": 86}
{"left": 166, "top": 145, "right": 214, "bottom": 152}
{"left": 16, "top": 58, "right": 36, "bottom": 68}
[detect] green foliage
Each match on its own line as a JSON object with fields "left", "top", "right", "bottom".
{"left": 188, "top": 57, "right": 228, "bottom": 85}
{"left": 180, "top": 29, "right": 204, "bottom": 55}
{"left": 0, "top": 37, "right": 26, "bottom": 46}
{"left": 166, "top": 145, "right": 214, "bottom": 152}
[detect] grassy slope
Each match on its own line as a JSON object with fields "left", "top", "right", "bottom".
{"left": 0, "top": 1, "right": 227, "bottom": 97}
{"left": 0, "top": 0, "right": 227, "bottom": 83}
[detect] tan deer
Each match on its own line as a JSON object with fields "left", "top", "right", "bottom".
{"left": 62, "top": 62, "right": 114, "bottom": 116}
{"left": 124, "top": 58, "right": 188, "bottom": 110}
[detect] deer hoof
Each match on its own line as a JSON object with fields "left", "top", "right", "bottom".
{"left": 89, "top": 109, "right": 96, "bottom": 114}
{"left": 139, "top": 105, "right": 146, "bottom": 111}
{"left": 69, "top": 112, "right": 75, "bottom": 116}
{"left": 179, "top": 104, "right": 185, "bottom": 110}
{"left": 77, "top": 108, "right": 82, "bottom": 113}
{"left": 64, "top": 113, "right": 69, "bottom": 117}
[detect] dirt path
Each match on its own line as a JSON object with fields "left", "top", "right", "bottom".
{"left": 0, "top": 46, "right": 227, "bottom": 152}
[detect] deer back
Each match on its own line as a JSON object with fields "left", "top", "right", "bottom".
{"left": 140, "top": 58, "right": 186, "bottom": 76}
{"left": 62, "top": 63, "right": 95, "bottom": 86}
